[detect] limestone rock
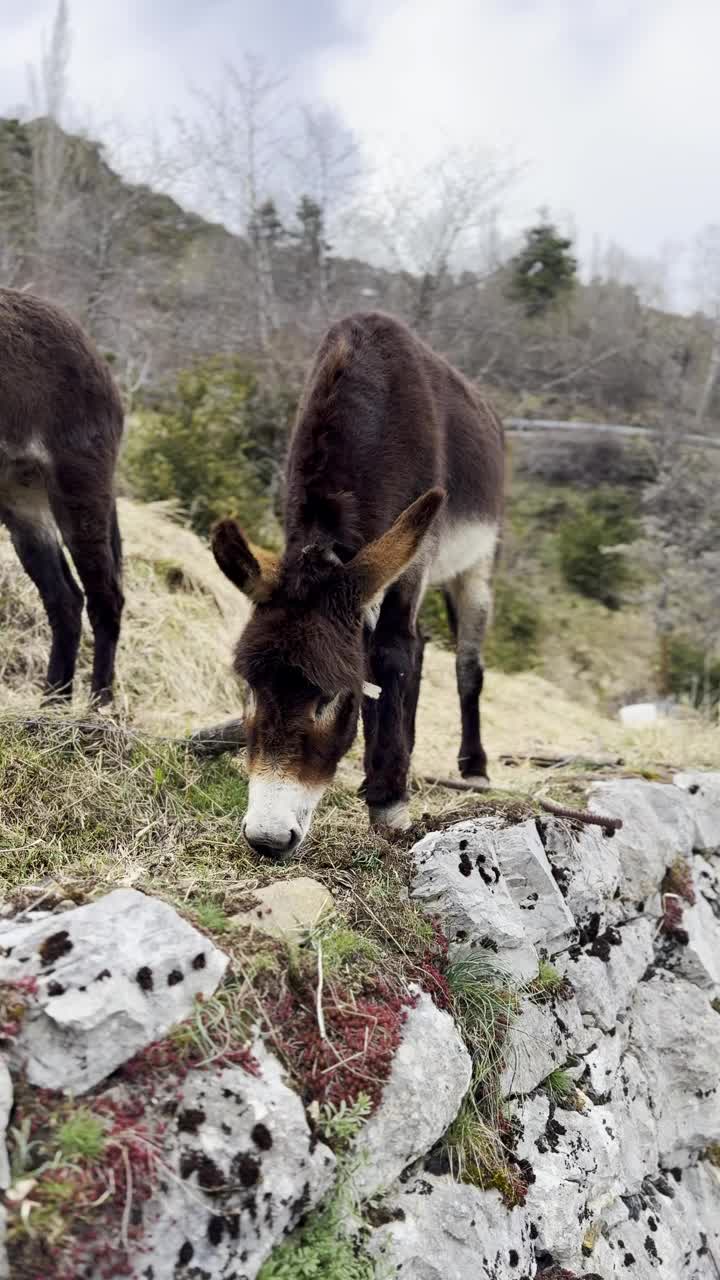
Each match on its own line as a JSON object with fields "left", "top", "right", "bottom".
{"left": 231, "top": 877, "right": 335, "bottom": 940}
{"left": 558, "top": 917, "right": 655, "bottom": 1032}
{"left": 352, "top": 991, "right": 471, "bottom": 1198}
{"left": 491, "top": 819, "right": 576, "bottom": 954}
{"left": 367, "top": 1173, "right": 535, "bottom": 1280}
{"left": 588, "top": 780, "right": 696, "bottom": 904}
{"left": 674, "top": 856, "right": 720, "bottom": 994}
{"left": 501, "top": 994, "right": 584, "bottom": 1098}
{"left": 591, "top": 1161, "right": 720, "bottom": 1279}
{"left": 0, "top": 1061, "right": 10, "bottom": 1190}
{"left": 410, "top": 819, "right": 539, "bottom": 980}
{"left": 540, "top": 818, "right": 621, "bottom": 926}
{"left": 131, "top": 1040, "right": 336, "bottom": 1280}
{"left": 0, "top": 889, "right": 228, "bottom": 1093}
{"left": 515, "top": 1093, "right": 623, "bottom": 1272}
{"left": 674, "top": 770, "right": 720, "bottom": 850}
{"left": 629, "top": 972, "right": 720, "bottom": 1163}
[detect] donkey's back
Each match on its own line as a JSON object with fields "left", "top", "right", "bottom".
{"left": 0, "top": 289, "right": 124, "bottom": 704}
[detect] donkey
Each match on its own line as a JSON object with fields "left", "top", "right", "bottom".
{"left": 212, "top": 311, "right": 504, "bottom": 857}
{"left": 0, "top": 288, "right": 124, "bottom": 705}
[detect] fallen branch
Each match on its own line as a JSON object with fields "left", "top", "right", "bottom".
{"left": 186, "top": 718, "right": 247, "bottom": 757}
{"left": 417, "top": 774, "right": 492, "bottom": 792}
{"left": 499, "top": 752, "right": 624, "bottom": 770}
{"left": 538, "top": 796, "right": 623, "bottom": 834}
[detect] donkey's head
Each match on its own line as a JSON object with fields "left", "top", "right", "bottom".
{"left": 212, "top": 488, "right": 445, "bottom": 857}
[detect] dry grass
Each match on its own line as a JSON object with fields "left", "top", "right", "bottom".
{"left": 0, "top": 498, "right": 249, "bottom": 736}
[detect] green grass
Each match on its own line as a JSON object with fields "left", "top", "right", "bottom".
{"left": 543, "top": 1068, "right": 575, "bottom": 1103}
{"left": 442, "top": 951, "right": 522, "bottom": 1200}
{"left": 55, "top": 1110, "right": 106, "bottom": 1163}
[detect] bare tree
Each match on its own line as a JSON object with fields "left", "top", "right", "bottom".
{"left": 174, "top": 57, "right": 289, "bottom": 355}
{"left": 691, "top": 224, "right": 720, "bottom": 429}
{"left": 349, "top": 143, "right": 515, "bottom": 336}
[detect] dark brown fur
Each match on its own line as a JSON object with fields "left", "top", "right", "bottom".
{"left": 0, "top": 289, "right": 124, "bottom": 703}
{"left": 213, "top": 312, "right": 504, "bottom": 852}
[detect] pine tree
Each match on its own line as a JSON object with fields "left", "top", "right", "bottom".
{"left": 508, "top": 221, "right": 577, "bottom": 317}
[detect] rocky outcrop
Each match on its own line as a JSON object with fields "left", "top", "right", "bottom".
{"left": 1, "top": 774, "right": 719, "bottom": 1278}
{"left": 352, "top": 990, "right": 472, "bottom": 1199}
{"left": 377, "top": 773, "right": 720, "bottom": 1278}
{"left": 134, "top": 1041, "right": 337, "bottom": 1280}
{"left": 0, "top": 888, "right": 228, "bottom": 1092}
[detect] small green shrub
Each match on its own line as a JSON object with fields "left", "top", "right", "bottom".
{"left": 485, "top": 580, "right": 543, "bottom": 673}
{"left": 122, "top": 357, "right": 294, "bottom": 539}
{"left": 543, "top": 1068, "right": 575, "bottom": 1103}
{"left": 55, "top": 1109, "right": 106, "bottom": 1162}
{"left": 557, "top": 489, "right": 638, "bottom": 609}
{"left": 666, "top": 635, "right": 720, "bottom": 709}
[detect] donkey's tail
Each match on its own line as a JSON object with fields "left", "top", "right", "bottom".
{"left": 110, "top": 500, "right": 123, "bottom": 575}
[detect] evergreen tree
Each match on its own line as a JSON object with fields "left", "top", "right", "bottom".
{"left": 508, "top": 221, "right": 577, "bottom": 316}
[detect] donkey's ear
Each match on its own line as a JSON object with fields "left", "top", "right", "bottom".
{"left": 211, "top": 519, "right": 280, "bottom": 603}
{"left": 348, "top": 488, "right": 446, "bottom": 604}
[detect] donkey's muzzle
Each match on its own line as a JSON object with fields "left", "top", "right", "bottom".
{"left": 242, "top": 822, "right": 300, "bottom": 860}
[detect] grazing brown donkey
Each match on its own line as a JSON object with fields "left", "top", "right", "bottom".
{"left": 0, "top": 289, "right": 124, "bottom": 704}
{"left": 212, "top": 312, "right": 504, "bottom": 857}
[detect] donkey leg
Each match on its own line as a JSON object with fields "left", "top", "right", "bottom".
{"left": 1, "top": 507, "right": 84, "bottom": 701}
{"left": 363, "top": 582, "right": 424, "bottom": 831}
{"left": 51, "top": 488, "right": 124, "bottom": 706}
{"left": 450, "top": 562, "right": 493, "bottom": 785}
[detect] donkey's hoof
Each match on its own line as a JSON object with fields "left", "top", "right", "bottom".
{"left": 462, "top": 774, "right": 491, "bottom": 790}
{"left": 369, "top": 801, "right": 412, "bottom": 832}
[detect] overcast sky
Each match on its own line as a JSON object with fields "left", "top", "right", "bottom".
{"left": 2, "top": 0, "right": 719, "bottom": 304}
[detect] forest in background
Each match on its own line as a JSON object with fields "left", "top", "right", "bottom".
{"left": 1, "top": 2, "right": 720, "bottom": 713}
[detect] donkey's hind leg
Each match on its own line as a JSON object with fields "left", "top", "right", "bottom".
{"left": 50, "top": 480, "right": 124, "bottom": 706}
{"left": 1, "top": 506, "right": 84, "bottom": 701}
{"left": 448, "top": 560, "right": 493, "bottom": 785}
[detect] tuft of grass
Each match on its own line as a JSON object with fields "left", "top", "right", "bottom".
{"left": 191, "top": 899, "right": 233, "bottom": 935}
{"left": 543, "top": 1068, "right": 575, "bottom": 1104}
{"left": 527, "top": 958, "right": 572, "bottom": 1003}
{"left": 442, "top": 951, "right": 522, "bottom": 1201}
{"left": 55, "top": 1109, "right": 106, "bottom": 1162}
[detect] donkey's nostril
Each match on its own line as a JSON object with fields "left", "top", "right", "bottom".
{"left": 244, "top": 828, "right": 299, "bottom": 859}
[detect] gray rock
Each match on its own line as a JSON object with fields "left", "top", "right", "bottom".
{"left": 352, "top": 991, "right": 471, "bottom": 1198}
{"left": 674, "top": 771, "right": 720, "bottom": 850}
{"left": 592, "top": 1160, "right": 720, "bottom": 1279}
{"left": 0, "top": 1061, "right": 10, "bottom": 1190}
{"left": 491, "top": 819, "right": 576, "bottom": 954}
{"left": 607, "top": 1051, "right": 659, "bottom": 1190}
{"left": 515, "top": 1093, "right": 623, "bottom": 1272}
{"left": 130, "top": 1040, "right": 336, "bottom": 1280}
{"left": 501, "top": 994, "right": 584, "bottom": 1098}
{"left": 540, "top": 817, "right": 621, "bottom": 926}
{"left": 676, "top": 856, "right": 720, "bottom": 993}
{"left": 231, "top": 877, "right": 335, "bottom": 940}
{"left": 367, "top": 1173, "right": 535, "bottom": 1280}
{"left": 410, "top": 820, "right": 539, "bottom": 980}
{"left": 558, "top": 917, "right": 655, "bottom": 1032}
{"left": 0, "top": 889, "right": 228, "bottom": 1093}
{"left": 589, "top": 780, "right": 696, "bottom": 904}
{"left": 629, "top": 972, "right": 720, "bottom": 1163}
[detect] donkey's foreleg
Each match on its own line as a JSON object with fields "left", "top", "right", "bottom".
{"left": 451, "top": 563, "right": 493, "bottom": 785}
{"left": 362, "top": 589, "right": 424, "bottom": 831}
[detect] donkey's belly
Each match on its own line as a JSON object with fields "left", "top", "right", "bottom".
{"left": 429, "top": 518, "right": 499, "bottom": 586}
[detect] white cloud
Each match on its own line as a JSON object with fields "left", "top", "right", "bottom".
{"left": 314, "top": 0, "right": 720, "bottom": 299}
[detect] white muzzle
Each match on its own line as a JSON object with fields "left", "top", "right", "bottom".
{"left": 243, "top": 772, "right": 325, "bottom": 857}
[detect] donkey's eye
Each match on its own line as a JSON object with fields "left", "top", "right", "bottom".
{"left": 314, "top": 694, "right": 337, "bottom": 719}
